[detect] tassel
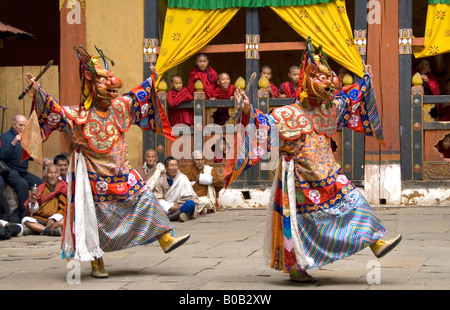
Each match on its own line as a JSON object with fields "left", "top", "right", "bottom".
{"left": 84, "top": 95, "right": 92, "bottom": 110}
{"left": 300, "top": 91, "right": 308, "bottom": 103}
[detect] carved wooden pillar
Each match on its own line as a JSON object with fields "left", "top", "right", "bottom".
{"left": 59, "top": 0, "right": 86, "bottom": 153}
{"left": 365, "top": 0, "right": 402, "bottom": 204}
{"left": 399, "top": 0, "right": 414, "bottom": 180}
{"left": 342, "top": 0, "right": 367, "bottom": 183}
{"left": 143, "top": 0, "right": 166, "bottom": 162}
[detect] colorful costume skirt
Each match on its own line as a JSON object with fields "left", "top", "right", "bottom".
{"left": 298, "top": 199, "right": 386, "bottom": 269}
{"left": 265, "top": 159, "right": 386, "bottom": 272}
{"left": 96, "top": 187, "right": 173, "bottom": 252}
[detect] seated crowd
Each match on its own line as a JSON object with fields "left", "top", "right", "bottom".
{"left": 139, "top": 147, "right": 225, "bottom": 222}
{"left": 1, "top": 114, "right": 225, "bottom": 240}
{"left": 0, "top": 114, "right": 72, "bottom": 239}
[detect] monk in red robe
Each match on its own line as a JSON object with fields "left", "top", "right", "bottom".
{"left": 260, "top": 65, "right": 279, "bottom": 98}
{"left": 437, "top": 134, "right": 450, "bottom": 161}
{"left": 167, "top": 75, "right": 194, "bottom": 126}
{"left": 413, "top": 59, "right": 440, "bottom": 96}
{"left": 279, "top": 65, "right": 300, "bottom": 98}
{"left": 187, "top": 54, "right": 218, "bottom": 99}
{"left": 210, "top": 72, "right": 235, "bottom": 125}
{"left": 437, "top": 79, "right": 450, "bottom": 121}
{"left": 22, "top": 164, "right": 66, "bottom": 236}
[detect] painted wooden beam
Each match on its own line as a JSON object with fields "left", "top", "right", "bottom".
{"left": 412, "top": 37, "right": 425, "bottom": 46}
{"left": 399, "top": 0, "right": 413, "bottom": 180}
{"left": 152, "top": 41, "right": 306, "bottom": 54}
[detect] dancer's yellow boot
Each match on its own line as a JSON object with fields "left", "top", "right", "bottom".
{"left": 370, "top": 235, "right": 402, "bottom": 258}
{"left": 158, "top": 231, "right": 190, "bottom": 253}
{"left": 91, "top": 257, "right": 109, "bottom": 278}
{"left": 289, "top": 269, "right": 316, "bottom": 283}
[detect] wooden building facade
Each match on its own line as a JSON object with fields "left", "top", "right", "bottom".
{"left": 0, "top": 0, "right": 449, "bottom": 205}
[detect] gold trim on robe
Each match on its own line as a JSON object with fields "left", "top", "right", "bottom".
{"left": 64, "top": 98, "right": 132, "bottom": 153}
{"left": 271, "top": 103, "right": 337, "bottom": 140}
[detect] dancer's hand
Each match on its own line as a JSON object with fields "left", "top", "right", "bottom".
{"left": 25, "top": 73, "right": 39, "bottom": 96}
{"left": 234, "top": 88, "right": 250, "bottom": 115}
{"left": 363, "top": 61, "right": 372, "bottom": 75}
{"left": 150, "top": 65, "right": 159, "bottom": 81}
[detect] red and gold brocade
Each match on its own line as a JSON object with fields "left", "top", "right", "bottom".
{"left": 33, "top": 78, "right": 170, "bottom": 204}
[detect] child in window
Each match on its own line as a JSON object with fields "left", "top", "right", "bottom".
{"left": 187, "top": 53, "right": 218, "bottom": 99}
{"left": 167, "top": 75, "right": 194, "bottom": 126}
{"left": 279, "top": 65, "right": 300, "bottom": 98}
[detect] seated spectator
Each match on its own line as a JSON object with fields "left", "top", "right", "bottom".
{"left": 211, "top": 136, "right": 231, "bottom": 163}
{"left": 0, "top": 174, "right": 22, "bottom": 238}
{"left": 0, "top": 178, "right": 9, "bottom": 220}
{"left": 413, "top": 59, "right": 440, "bottom": 95}
{"left": 260, "top": 65, "right": 279, "bottom": 98}
{"left": 138, "top": 148, "right": 165, "bottom": 190}
{"left": 54, "top": 154, "right": 69, "bottom": 183}
{"left": 337, "top": 67, "right": 350, "bottom": 81}
{"left": 436, "top": 134, "right": 450, "bottom": 162}
{"left": 183, "top": 150, "right": 224, "bottom": 214}
{"left": 21, "top": 164, "right": 66, "bottom": 236}
{"left": 437, "top": 79, "right": 450, "bottom": 121}
{"left": 167, "top": 75, "right": 194, "bottom": 126}
{"left": 0, "top": 115, "right": 43, "bottom": 222}
{"left": 0, "top": 219, "right": 22, "bottom": 239}
{"left": 279, "top": 65, "right": 301, "bottom": 98}
{"left": 153, "top": 156, "right": 198, "bottom": 222}
{"left": 42, "top": 157, "right": 53, "bottom": 180}
{"left": 0, "top": 175, "right": 11, "bottom": 222}
{"left": 211, "top": 72, "right": 235, "bottom": 125}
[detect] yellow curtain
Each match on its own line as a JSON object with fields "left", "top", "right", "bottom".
{"left": 155, "top": 7, "right": 240, "bottom": 84}
{"left": 413, "top": 3, "right": 450, "bottom": 58}
{"left": 271, "top": 1, "right": 365, "bottom": 77}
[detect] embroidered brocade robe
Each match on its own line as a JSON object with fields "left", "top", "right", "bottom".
{"left": 226, "top": 73, "right": 384, "bottom": 209}
{"left": 225, "top": 73, "right": 386, "bottom": 271}
{"left": 33, "top": 78, "right": 163, "bottom": 204}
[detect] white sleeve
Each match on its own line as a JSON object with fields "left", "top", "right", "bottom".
{"left": 29, "top": 202, "right": 39, "bottom": 214}
{"left": 158, "top": 199, "right": 173, "bottom": 214}
{"left": 49, "top": 213, "right": 64, "bottom": 222}
{"left": 198, "top": 173, "right": 213, "bottom": 185}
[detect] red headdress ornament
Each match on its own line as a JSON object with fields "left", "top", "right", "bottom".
{"left": 73, "top": 46, "right": 120, "bottom": 111}
{"left": 296, "top": 37, "right": 342, "bottom": 108}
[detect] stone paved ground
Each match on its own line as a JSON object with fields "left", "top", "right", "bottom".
{"left": 1, "top": 206, "right": 449, "bottom": 292}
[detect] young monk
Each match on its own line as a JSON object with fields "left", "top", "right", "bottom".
{"left": 167, "top": 75, "right": 194, "bottom": 126}
{"left": 413, "top": 59, "right": 440, "bottom": 96}
{"left": 187, "top": 53, "right": 218, "bottom": 99}
{"left": 436, "top": 134, "right": 450, "bottom": 161}
{"left": 211, "top": 72, "right": 236, "bottom": 100}
{"left": 260, "top": 65, "right": 279, "bottom": 98}
{"left": 279, "top": 65, "right": 301, "bottom": 98}
{"left": 210, "top": 72, "right": 235, "bottom": 125}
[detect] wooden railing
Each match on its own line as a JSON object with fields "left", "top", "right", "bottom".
{"left": 411, "top": 83, "right": 450, "bottom": 180}
{"left": 156, "top": 91, "right": 342, "bottom": 188}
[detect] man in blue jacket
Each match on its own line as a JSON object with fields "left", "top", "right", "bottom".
{"left": 0, "top": 115, "right": 42, "bottom": 222}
